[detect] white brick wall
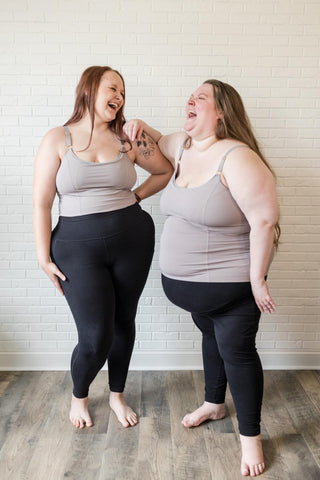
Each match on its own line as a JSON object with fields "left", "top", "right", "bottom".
{"left": 1, "top": 0, "right": 319, "bottom": 370}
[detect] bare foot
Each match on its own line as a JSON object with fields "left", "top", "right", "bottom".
{"left": 182, "top": 401, "right": 226, "bottom": 428}
{"left": 109, "top": 392, "right": 138, "bottom": 428}
{"left": 240, "top": 434, "right": 265, "bottom": 477}
{"left": 69, "top": 394, "right": 93, "bottom": 429}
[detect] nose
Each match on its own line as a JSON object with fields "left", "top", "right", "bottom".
{"left": 188, "top": 96, "right": 195, "bottom": 106}
{"left": 115, "top": 91, "right": 122, "bottom": 102}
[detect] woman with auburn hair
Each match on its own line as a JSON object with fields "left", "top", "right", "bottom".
{"left": 33, "top": 66, "right": 173, "bottom": 429}
{"left": 124, "top": 79, "right": 280, "bottom": 477}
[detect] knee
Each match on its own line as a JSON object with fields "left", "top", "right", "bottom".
{"left": 81, "top": 337, "right": 112, "bottom": 366}
{"left": 217, "top": 336, "right": 258, "bottom": 366}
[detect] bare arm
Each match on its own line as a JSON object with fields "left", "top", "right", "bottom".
{"left": 124, "top": 119, "right": 187, "bottom": 167}
{"left": 130, "top": 132, "right": 174, "bottom": 200}
{"left": 224, "top": 148, "right": 279, "bottom": 314}
{"left": 33, "top": 128, "right": 66, "bottom": 295}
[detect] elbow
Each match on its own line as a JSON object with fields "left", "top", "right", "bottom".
{"left": 33, "top": 200, "right": 53, "bottom": 212}
{"left": 250, "top": 219, "right": 277, "bottom": 236}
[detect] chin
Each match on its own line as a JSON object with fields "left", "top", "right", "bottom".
{"left": 184, "top": 121, "right": 193, "bottom": 132}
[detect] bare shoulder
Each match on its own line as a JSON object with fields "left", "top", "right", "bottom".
{"left": 39, "top": 126, "right": 68, "bottom": 159}
{"left": 223, "top": 142, "right": 270, "bottom": 174}
{"left": 42, "top": 126, "right": 66, "bottom": 143}
{"left": 159, "top": 131, "right": 189, "bottom": 165}
{"left": 36, "top": 126, "right": 68, "bottom": 165}
{"left": 223, "top": 143, "right": 275, "bottom": 198}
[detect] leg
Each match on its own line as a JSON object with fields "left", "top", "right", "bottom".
{"left": 192, "top": 312, "right": 227, "bottom": 405}
{"left": 213, "top": 294, "right": 264, "bottom": 476}
{"left": 162, "top": 276, "right": 227, "bottom": 428}
{"left": 51, "top": 237, "right": 116, "bottom": 428}
{"left": 107, "top": 210, "right": 155, "bottom": 426}
{"left": 181, "top": 312, "right": 227, "bottom": 428}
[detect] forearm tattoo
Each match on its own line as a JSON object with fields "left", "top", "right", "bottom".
{"left": 136, "top": 132, "right": 155, "bottom": 158}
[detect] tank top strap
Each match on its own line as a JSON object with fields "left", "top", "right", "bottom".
{"left": 63, "top": 125, "right": 72, "bottom": 148}
{"left": 177, "top": 137, "right": 190, "bottom": 165}
{"left": 217, "top": 144, "right": 250, "bottom": 173}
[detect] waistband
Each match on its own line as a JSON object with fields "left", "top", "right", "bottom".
{"left": 52, "top": 202, "right": 153, "bottom": 242}
{"left": 58, "top": 202, "right": 140, "bottom": 223}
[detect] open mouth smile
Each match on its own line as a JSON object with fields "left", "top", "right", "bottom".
{"left": 108, "top": 103, "right": 119, "bottom": 110}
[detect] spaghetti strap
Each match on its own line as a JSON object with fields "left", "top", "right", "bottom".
{"left": 217, "top": 144, "right": 250, "bottom": 173}
{"left": 177, "top": 138, "right": 190, "bottom": 163}
{"left": 64, "top": 125, "right": 72, "bottom": 147}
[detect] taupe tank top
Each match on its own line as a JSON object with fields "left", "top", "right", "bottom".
{"left": 56, "top": 126, "right": 137, "bottom": 216}
{"left": 160, "top": 143, "right": 264, "bottom": 282}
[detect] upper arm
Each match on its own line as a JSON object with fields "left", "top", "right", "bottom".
{"left": 132, "top": 131, "right": 174, "bottom": 174}
{"left": 224, "top": 149, "right": 279, "bottom": 227}
{"left": 33, "top": 128, "right": 63, "bottom": 209}
{"left": 158, "top": 132, "right": 188, "bottom": 166}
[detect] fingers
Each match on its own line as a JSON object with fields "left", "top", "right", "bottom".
{"left": 43, "top": 262, "right": 66, "bottom": 296}
{"left": 123, "top": 120, "right": 142, "bottom": 142}
{"left": 51, "top": 264, "right": 66, "bottom": 282}
{"left": 258, "top": 296, "right": 276, "bottom": 314}
{"left": 52, "top": 277, "right": 65, "bottom": 296}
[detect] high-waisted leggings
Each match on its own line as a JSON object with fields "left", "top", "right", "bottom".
{"left": 162, "top": 275, "right": 263, "bottom": 436}
{"left": 51, "top": 203, "right": 155, "bottom": 398}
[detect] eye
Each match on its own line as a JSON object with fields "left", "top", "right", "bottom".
{"left": 110, "top": 87, "right": 116, "bottom": 92}
{"left": 198, "top": 95, "right": 206, "bottom": 100}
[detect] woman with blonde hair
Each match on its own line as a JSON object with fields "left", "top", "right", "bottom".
{"left": 125, "top": 79, "right": 280, "bottom": 477}
{"left": 33, "top": 66, "right": 173, "bottom": 429}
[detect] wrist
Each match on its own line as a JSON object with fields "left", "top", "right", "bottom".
{"left": 39, "top": 257, "right": 51, "bottom": 268}
{"left": 250, "top": 276, "right": 266, "bottom": 285}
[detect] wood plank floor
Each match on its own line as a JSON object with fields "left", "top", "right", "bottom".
{"left": 0, "top": 370, "right": 319, "bottom": 480}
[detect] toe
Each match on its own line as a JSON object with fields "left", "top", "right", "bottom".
{"left": 182, "top": 415, "right": 191, "bottom": 427}
{"left": 241, "top": 464, "right": 250, "bottom": 476}
{"left": 129, "top": 414, "right": 138, "bottom": 426}
{"left": 85, "top": 416, "right": 93, "bottom": 427}
{"left": 121, "top": 417, "right": 130, "bottom": 427}
{"left": 250, "top": 465, "right": 256, "bottom": 477}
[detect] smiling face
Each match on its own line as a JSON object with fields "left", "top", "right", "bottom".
{"left": 184, "top": 83, "right": 221, "bottom": 139}
{"left": 94, "top": 70, "right": 125, "bottom": 123}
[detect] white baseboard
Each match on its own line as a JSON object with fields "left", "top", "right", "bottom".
{"left": 0, "top": 351, "right": 319, "bottom": 371}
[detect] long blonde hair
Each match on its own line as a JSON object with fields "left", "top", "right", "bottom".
{"left": 204, "top": 79, "right": 280, "bottom": 248}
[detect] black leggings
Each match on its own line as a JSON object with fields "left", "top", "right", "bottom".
{"left": 162, "top": 275, "right": 263, "bottom": 437}
{"left": 51, "top": 204, "right": 154, "bottom": 398}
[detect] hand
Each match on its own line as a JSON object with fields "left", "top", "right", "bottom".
{"left": 123, "top": 119, "right": 145, "bottom": 142}
{"left": 251, "top": 278, "right": 276, "bottom": 314}
{"left": 41, "top": 261, "right": 66, "bottom": 296}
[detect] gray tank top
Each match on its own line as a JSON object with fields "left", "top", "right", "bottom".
{"left": 56, "top": 126, "right": 137, "bottom": 216}
{"left": 160, "top": 143, "right": 268, "bottom": 282}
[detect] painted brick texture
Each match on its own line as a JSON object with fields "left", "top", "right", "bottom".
{"left": 0, "top": 0, "right": 319, "bottom": 368}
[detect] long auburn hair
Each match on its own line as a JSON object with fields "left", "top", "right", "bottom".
{"left": 64, "top": 66, "right": 130, "bottom": 151}
{"left": 204, "top": 79, "right": 281, "bottom": 248}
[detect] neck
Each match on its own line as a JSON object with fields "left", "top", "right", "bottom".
{"left": 77, "top": 112, "right": 111, "bottom": 133}
{"left": 190, "top": 134, "right": 219, "bottom": 152}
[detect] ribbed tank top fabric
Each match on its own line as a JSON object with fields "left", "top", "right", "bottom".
{"left": 160, "top": 144, "right": 262, "bottom": 282}
{"left": 56, "top": 126, "right": 137, "bottom": 216}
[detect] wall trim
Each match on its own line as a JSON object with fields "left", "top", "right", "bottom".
{"left": 0, "top": 351, "right": 319, "bottom": 371}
